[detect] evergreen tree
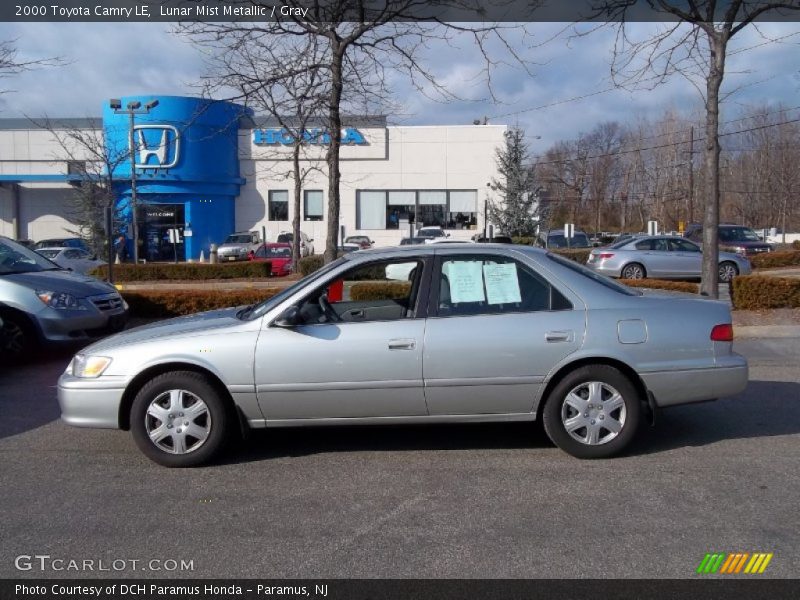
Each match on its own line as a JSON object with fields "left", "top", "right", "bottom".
{"left": 488, "top": 128, "right": 540, "bottom": 237}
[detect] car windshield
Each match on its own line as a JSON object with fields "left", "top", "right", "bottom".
{"left": 548, "top": 233, "right": 590, "bottom": 248}
{"left": 417, "top": 229, "right": 444, "bottom": 238}
{"left": 36, "top": 249, "right": 61, "bottom": 258}
{"left": 609, "top": 238, "right": 637, "bottom": 249}
{"left": 243, "top": 257, "right": 347, "bottom": 321}
{"left": 547, "top": 252, "right": 640, "bottom": 296}
{"left": 225, "top": 234, "right": 252, "bottom": 244}
{"left": 346, "top": 236, "right": 368, "bottom": 243}
{"left": 720, "top": 227, "right": 760, "bottom": 242}
{"left": 0, "top": 238, "right": 62, "bottom": 274}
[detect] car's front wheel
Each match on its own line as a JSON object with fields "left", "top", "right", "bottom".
{"left": 130, "top": 371, "right": 229, "bottom": 467}
{"left": 718, "top": 261, "right": 739, "bottom": 283}
{"left": 542, "top": 365, "right": 641, "bottom": 459}
{"left": 0, "top": 313, "right": 34, "bottom": 361}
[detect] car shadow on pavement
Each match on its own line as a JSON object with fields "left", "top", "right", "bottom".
{"left": 629, "top": 379, "right": 800, "bottom": 455}
{"left": 0, "top": 347, "right": 76, "bottom": 441}
{"left": 223, "top": 421, "right": 553, "bottom": 464}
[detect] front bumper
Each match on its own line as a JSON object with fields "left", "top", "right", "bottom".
{"left": 641, "top": 355, "right": 748, "bottom": 408}
{"left": 58, "top": 372, "right": 126, "bottom": 428}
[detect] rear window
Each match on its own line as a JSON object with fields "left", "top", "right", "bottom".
{"left": 277, "top": 233, "right": 293, "bottom": 243}
{"left": 546, "top": 253, "right": 640, "bottom": 296}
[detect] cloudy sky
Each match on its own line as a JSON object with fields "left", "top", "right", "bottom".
{"left": 0, "top": 20, "right": 798, "bottom": 152}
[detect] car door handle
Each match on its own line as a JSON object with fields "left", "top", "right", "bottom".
{"left": 545, "top": 330, "right": 573, "bottom": 343}
{"left": 388, "top": 339, "right": 416, "bottom": 351}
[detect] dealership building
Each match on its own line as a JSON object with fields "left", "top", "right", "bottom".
{"left": 0, "top": 95, "right": 506, "bottom": 261}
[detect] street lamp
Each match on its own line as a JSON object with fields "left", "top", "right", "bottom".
{"left": 109, "top": 98, "right": 159, "bottom": 264}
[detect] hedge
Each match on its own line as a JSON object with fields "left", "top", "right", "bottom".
{"left": 552, "top": 248, "right": 592, "bottom": 264}
{"left": 793, "top": 240, "right": 800, "bottom": 250}
{"left": 620, "top": 279, "right": 699, "bottom": 293}
{"left": 298, "top": 255, "right": 325, "bottom": 276}
{"left": 750, "top": 250, "right": 800, "bottom": 269}
{"left": 91, "top": 262, "right": 272, "bottom": 281}
{"left": 512, "top": 236, "right": 535, "bottom": 246}
{"left": 350, "top": 282, "right": 412, "bottom": 301}
{"left": 123, "top": 289, "right": 279, "bottom": 318}
{"left": 731, "top": 275, "right": 800, "bottom": 310}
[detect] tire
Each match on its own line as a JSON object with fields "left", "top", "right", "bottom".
{"left": 718, "top": 261, "right": 738, "bottom": 283}
{"left": 130, "top": 371, "right": 230, "bottom": 467}
{"left": 621, "top": 263, "right": 646, "bottom": 280}
{"left": 0, "top": 313, "right": 35, "bottom": 361}
{"left": 542, "top": 365, "right": 641, "bottom": 459}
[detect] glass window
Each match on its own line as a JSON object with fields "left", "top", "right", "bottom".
{"left": 418, "top": 191, "right": 446, "bottom": 228}
{"left": 447, "top": 190, "right": 477, "bottom": 230}
{"left": 546, "top": 253, "right": 639, "bottom": 296}
{"left": 268, "top": 190, "right": 289, "bottom": 221}
{"left": 437, "top": 256, "right": 570, "bottom": 317}
{"left": 387, "top": 191, "right": 416, "bottom": 230}
{"left": 357, "top": 191, "right": 387, "bottom": 229}
{"left": 668, "top": 238, "right": 700, "bottom": 252}
{"left": 634, "top": 239, "right": 653, "bottom": 250}
{"left": 304, "top": 190, "right": 324, "bottom": 221}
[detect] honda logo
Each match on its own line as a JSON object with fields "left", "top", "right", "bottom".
{"left": 132, "top": 125, "right": 180, "bottom": 169}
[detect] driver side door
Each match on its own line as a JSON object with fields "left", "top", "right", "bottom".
{"left": 254, "top": 257, "right": 430, "bottom": 420}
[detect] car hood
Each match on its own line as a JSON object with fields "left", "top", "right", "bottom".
{"left": 3, "top": 270, "right": 116, "bottom": 297}
{"left": 722, "top": 240, "right": 771, "bottom": 250}
{"left": 85, "top": 307, "right": 245, "bottom": 353}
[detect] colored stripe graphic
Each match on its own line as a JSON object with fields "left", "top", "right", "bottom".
{"left": 698, "top": 552, "right": 772, "bottom": 574}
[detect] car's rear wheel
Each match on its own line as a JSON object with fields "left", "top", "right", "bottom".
{"left": 718, "top": 261, "right": 739, "bottom": 283}
{"left": 542, "top": 365, "right": 641, "bottom": 459}
{"left": 130, "top": 371, "right": 229, "bottom": 467}
{"left": 621, "top": 263, "right": 646, "bottom": 279}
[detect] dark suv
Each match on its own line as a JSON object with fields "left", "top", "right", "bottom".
{"left": 684, "top": 224, "right": 773, "bottom": 256}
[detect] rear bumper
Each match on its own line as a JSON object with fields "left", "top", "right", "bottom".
{"left": 585, "top": 263, "right": 621, "bottom": 277}
{"left": 641, "top": 356, "right": 748, "bottom": 408}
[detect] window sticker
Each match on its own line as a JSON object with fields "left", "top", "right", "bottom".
{"left": 484, "top": 262, "right": 521, "bottom": 305}
{"left": 446, "top": 261, "right": 485, "bottom": 303}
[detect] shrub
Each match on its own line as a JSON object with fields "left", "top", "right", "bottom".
{"left": 552, "top": 248, "right": 592, "bottom": 264}
{"left": 750, "top": 250, "right": 800, "bottom": 269}
{"left": 511, "top": 236, "right": 535, "bottom": 246}
{"left": 730, "top": 275, "right": 800, "bottom": 310}
{"left": 91, "top": 262, "right": 272, "bottom": 281}
{"left": 298, "top": 254, "right": 325, "bottom": 276}
{"left": 620, "top": 279, "right": 699, "bottom": 293}
{"left": 350, "top": 282, "right": 412, "bottom": 301}
{"left": 793, "top": 240, "right": 800, "bottom": 250}
{"left": 123, "top": 289, "right": 279, "bottom": 318}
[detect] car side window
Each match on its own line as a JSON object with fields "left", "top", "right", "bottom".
{"left": 64, "top": 249, "right": 80, "bottom": 259}
{"left": 436, "top": 256, "right": 571, "bottom": 318}
{"left": 295, "top": 259, "right": 424, "bottom": 325}
{"left": 669, "top": 239, "right": 700, "bottom": 252}
{"left": 634, "top": 240, "right": 652, "bottom": 250}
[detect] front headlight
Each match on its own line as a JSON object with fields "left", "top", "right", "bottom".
{"left": 68, "top": 354, "right": 112, "bottom": 378}
{"left": 36, "top": 290, "right": 87, "bottom": 310}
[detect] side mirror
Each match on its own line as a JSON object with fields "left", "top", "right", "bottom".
{"left": 273, "top": 305, "right": 300, "bottom": 328}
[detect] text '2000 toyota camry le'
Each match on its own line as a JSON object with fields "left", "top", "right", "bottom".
{"left": 58, "top": 245, "right": 748, "bottom": 467}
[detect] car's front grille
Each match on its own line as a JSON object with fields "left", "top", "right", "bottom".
{"left": 89, "top": 292, "right": 124, "bottom": 312}
{"left": 749, "top": 247, "right": 770, "bottom": 253}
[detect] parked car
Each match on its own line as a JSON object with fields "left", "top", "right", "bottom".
{"left": 337, "top": 244, "right": 361, "bottom": 254}
{"left": 34, "top": 237, "right": 88, "bottom": 251}
{"left": 536, "top": 229, "right": 591, "bottom": 249}
{"left": 59, "top": 244, "right": 747, "bottom": 467}
{"left": 36, "top": 247, "right": 106, "bottom": 275}
{"left": 14, "top": 239, "right": 35, "bottom": 249}
{"left": 586, "top": 235, "right": 751, "bottom": 282}
{"left": 248, "top": 243, "right": 294, "bottom": 277}
{"left": 399, "top": 237, "right": 427, "bottom": 246}
{"left": 684, "top": 223, "right": 773, "bottom": 256}
{"left": 217, "top": 231, "right": 262, "bottom": 262}
{"left": 277, "top": 231, "right": 314, "bottom": 257}
{"left": 344, "top": 235, "right": 374, "bottom": 250}
{"left": 0, "top": 236, "right": 128, "bottom": 359}
{"left": 416, "top": 226, "right": 449, "bottom": 241}
{"left": 473, "top": 235, "right": 514, "bottom": 244}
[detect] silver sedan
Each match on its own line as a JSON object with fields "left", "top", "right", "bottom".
{"left": 586, "top": 235, "right": 752, "bottom": 282}
{"left": 58, "top": 245, "right": 748, "bottom": 467}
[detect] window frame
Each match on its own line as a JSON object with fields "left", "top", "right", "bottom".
{"left": 356, "top": 189, "right": 478, "bottom": 231}
{"left": 268, "top": 190, "right": 289, "bottom": 222}
{"left": 303, "top": 189, "right": 324, "bottom": 222}
{"left": 428, "top": 253, "right": 572, "bottom": 319}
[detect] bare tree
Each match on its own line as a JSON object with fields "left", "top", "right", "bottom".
{"left": 179, "top": 1, "right": 535, "bottom": 262}
{"left": 34, "top": 118, "right": 129, "bottom": 281}
{"left": 598, "top": 0, "right": 800, "bottom": 297}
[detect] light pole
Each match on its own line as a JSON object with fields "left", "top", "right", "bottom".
{"left": 109, "top": 98, "right": 159, "bottom": 264}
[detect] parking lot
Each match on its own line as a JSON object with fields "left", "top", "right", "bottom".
{"left": 1, "top": 337, "right": 798, "bottom": 579}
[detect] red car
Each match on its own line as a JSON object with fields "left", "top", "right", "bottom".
{"left": 248, "top": 243, "right": 294, "bottom": 276}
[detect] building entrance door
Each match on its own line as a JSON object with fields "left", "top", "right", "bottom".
{"left": 140, "top": 204, "right": 185, "bottom": 262}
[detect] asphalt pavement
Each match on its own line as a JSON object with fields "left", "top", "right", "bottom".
{"left": 1, "top": 338, "right": 798, "bottom": 579}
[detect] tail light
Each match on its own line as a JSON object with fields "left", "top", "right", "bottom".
{"left": 596, "top": 253, "right": 615, "bottom": 260}
{"left": 710, "top": 324, "right": 734, "bottom": 341}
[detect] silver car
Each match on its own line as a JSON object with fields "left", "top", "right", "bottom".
{"left": 59, "top": 245, "right": 747, "bottom": 467}
{"left": 36, "top": 247, "right": 107, "bottom": 275}
{"left": 1, "top": 237, "right": 128, "bottom": 359}
{"left": 586, "top": 235, "right": 752, "bottom": 282}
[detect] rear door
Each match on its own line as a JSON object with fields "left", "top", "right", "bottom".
{"left": 422, "top": 252, "right": 584, "bottom": 415}
{"left": 667, "top": 238, "right": 703, "bottom": 277}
